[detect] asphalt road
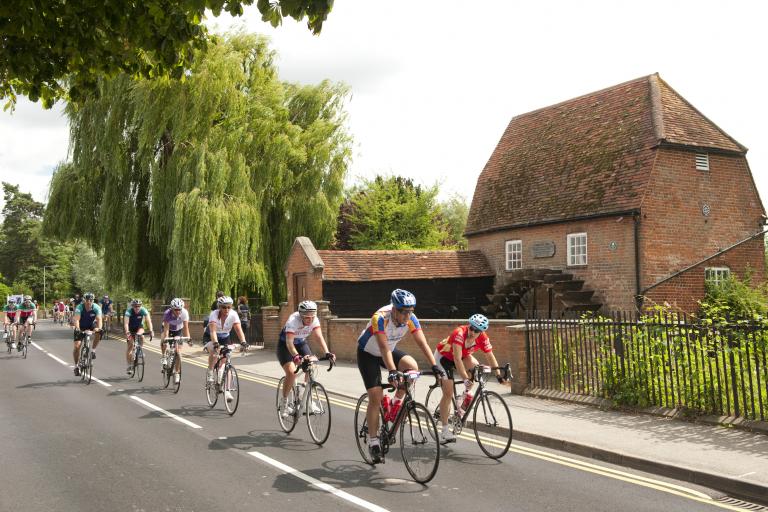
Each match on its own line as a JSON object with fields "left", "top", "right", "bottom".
{"left": 0, "top": 323, "right": 749, "bottom": 512}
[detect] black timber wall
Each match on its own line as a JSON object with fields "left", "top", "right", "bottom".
{"left": 323, "top": 277, "right": 494, "bottom": 319}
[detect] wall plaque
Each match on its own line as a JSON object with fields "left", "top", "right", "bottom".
{"left": 532, "top": 241, "right": 556, "bottom": 258}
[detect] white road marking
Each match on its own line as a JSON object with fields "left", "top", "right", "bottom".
{"left": 129, "top": 395, "right": 202, "bottom": 429}
{"left": 31, "top": 341, "right": 44, "bottom": 350}
{"left": 249, "top": 451, "right": 390, "bottom": 512}
{"left": 736, "top": 471, "right": 756, "bottom": 478}
{"left": 46, "top": 352, "right": 71, "bottom": 366}
{"left": 91, "top": 376, "right": 112, "bottom": 388}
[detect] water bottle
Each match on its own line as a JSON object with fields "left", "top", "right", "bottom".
{"left": 381, "top": 395, "right": 391, "bottom": 418}
{"left": 458, "top": 391, "right": 473, "bottom": 416}
{"left": 387, "top": 399, "right": 402, "bottom": 422}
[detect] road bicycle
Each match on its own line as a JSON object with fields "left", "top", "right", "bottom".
{"left": 127, "top": 332, "right": 151, "bottom": 382}
{"left": 205, "top": 342, "right": 241, "bottom": 416}
{"left": 14, "top": 322, "right": 34, "bottom": 359}
{"left": 162, "top": 336, "right": 190, "bottom": 393}
{"left": 276, "top": 354, "right": 335, "bottom": 445}
{"left": 76, "top": 330, "right": 97, "bottom": 384}
{"left": 424, "top": 363, "right": 513, "bottom": 459}
{"left": 4, "top": 326, "right": 18, "bottom": 354}
{"left": 354, "top": 371, "right": 441, "bottom": 483}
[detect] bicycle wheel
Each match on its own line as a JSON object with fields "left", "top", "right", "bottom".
{"left": 172, "top": 353, "right": 181, "bottom": 394}
{"left": 276, "top": 377, "right": 298, "bottom": 433}
{"left": 84, "top": 347, "right": 93, "bottom": 385}
{"left": 472, "top": 390, "right": 513, "bottom": 459}
{"left": 22, "top": 338, "right": 28, "bottom": 359}
{"left": 353, "top": 393, "right": 386, "bottom": 465}
{"left": 399, "top": 402, "right": 440, "bottom": 483}
{"left": 79, "top": 344, "right": 88, "bottom": 382}
{"left": 162, "top": 350, "right": 171, "bottom": 388}
{"left": 205, "top": 369, "right": 218, "bottom": 407}
{"left": 306, "top": 381, "right": 332, "bottom": 445}
{"left": 223, "top": 366, "right": 239, "bottom": 415}
{"left": 136, "top": 352, "right": 145, "bottom": 382}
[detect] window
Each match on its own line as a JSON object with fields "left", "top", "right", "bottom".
{"left": 505, "top": 240, "right": 522, "bottom": 270}
{"left": 705, "top": 267, "right": 730, "bottom": 286}
{"left": 567, "top": 233, "right": 588, "bottom": 266}
{"left": 695, "top": 153, "right": 710, "bottom": 171}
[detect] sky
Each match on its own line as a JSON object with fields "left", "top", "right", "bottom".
{"left": 1, "top": 0, "right": 767, "bottom": 209}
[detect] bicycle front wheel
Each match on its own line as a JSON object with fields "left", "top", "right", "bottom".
{"left": 172, "top": 354, "right": 181, "bottom": 394}
{"left": 472, "top": 390, "right": 513, "bottom": 459}
{"left": 22, "top": 339, "right": 28, "bottom": 359}
{"left": 78, "top": 344, "right": 88, "bottom": 382}
{"left": 400, "top": 402, "right": 440, "bottom": 483}
{"left": 276, "top": 377, "right": 298, "bottom": 433}
{"left": 306, "top": 381, "right": 331, "bottom": 445}
{"left": 205, "top": 371, "right": 218, "bottom": 407}
{"left": 162, "top": 356, "right": 171, "bottom": 388}
{"left": 136, "top": 353, "right": 145, "bottom": 382}
{"left": 84, "top": 348, "right": 93, "bottom": 385}
{"left": 223, "top": 366, "right": 240, "bottom": 415}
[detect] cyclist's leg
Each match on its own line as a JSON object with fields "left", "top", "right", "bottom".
{"left": 437, "top": 356, "right": 456, "bottom": 426}
{"left": 393, "top": 348, "right": 415, "bottom": 401}
{"left": 126, "top": 333, "right": 135, "bottom": 364}
{"left": 358, "top": 349, "right": 385, "bottom": 443}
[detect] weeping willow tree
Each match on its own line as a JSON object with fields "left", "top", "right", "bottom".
{"left": 44, "top": 33, "right": 351, "bottom": 310}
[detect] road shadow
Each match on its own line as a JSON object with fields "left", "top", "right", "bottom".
{"left": 437, "top": 443, "right": 504, "bottom": 466}
{"left": 209, "top": 429, "right": 324, "bottom": 453}
{"left": 269, "top": 459, "right": 429, "bottom": 494}
{"left": 164, "top": 404, "right": 233, "bottom": 420}
{"left": 108, "top": 385, "right": 168, "bottom": 397}
{"left": 16, "top": 379, "right": 85, "bottom": 389}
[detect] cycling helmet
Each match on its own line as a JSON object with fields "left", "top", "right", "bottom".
{"left": 390, "top": 289, "right": 416, "bottom": 308}
{"left": 170, "top": 298, "right": 185, "bottom": 310}
{"left": 103, "top": 295, "right": 109, "bottom": 299}
{"left": 468, "top": 313, "right": 489, "bottom": 332}
{"left": 83, "top": 292, "right": 95, "bottom": 300}
{"left": 217, "top": 295, "right": 234, "bottom": 306}
{"left": 7, "top": 299, "right": 16, "bottom": 305}
{"left": 298, "top": 300, "right": 318, "bottom": 315}
{"left": 23, "top": 295, "right": 32, "bottom": 302}
{"left": 130, "top": 299, "right": 142, "bottom": 306}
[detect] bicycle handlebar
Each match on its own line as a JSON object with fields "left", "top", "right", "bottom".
{"left": 293, "top": 353, "right": 335, "bottom": 374}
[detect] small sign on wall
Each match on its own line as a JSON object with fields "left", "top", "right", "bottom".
{"left": 532, "top": 241, "right": 556, "bottom": 258}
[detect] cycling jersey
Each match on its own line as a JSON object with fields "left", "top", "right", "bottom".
{"left": 357, "top": 304, "right": 421, "bottom": 356}
{"left": 207, "top": 309, "right": 240, "bottom": 340}
{"left": 124, "top": 306, "right": 150, "bottom": 331}
{"left": 3, "top": 305, "right": 18, "bottom": 320}
{"left": 100, "top": 299, "right": 112, "bottom": 314}
{"left": 162, "top": 308, "right": 189, "bottom": 331}
{"left": 19, "top": 303, "right": 36, "bottom": 319}
{"left": 76, "top": 303, "right": 102, "bottom": 330}
{"left": 56, "top": 302, "right": 65, "bottom": 312}
{"left": 279, "top": 312, "right": 320, "bottom": 346}
{"left": 436, "top": 325, "right": 492, "bottom": 361}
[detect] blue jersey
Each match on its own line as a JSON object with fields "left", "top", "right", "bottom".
{"left": 100, "top": 299, "right": 112, "bottom": 314}
{"left": 124, "top": 307, "right": 150, "bottom": 331}
{"left": 76, "top": 303, "right": 102, "bottom": 331}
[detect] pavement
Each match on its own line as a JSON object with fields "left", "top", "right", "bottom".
{"left": 120, "top": 333, "right": 768, "bottom": 506}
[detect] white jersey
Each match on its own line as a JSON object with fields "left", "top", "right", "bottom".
{"left": 207, "top": 309, "right": 240, "bottom": 339}
{"left": 280, "top": 312, "right": 321, "bottom": 345}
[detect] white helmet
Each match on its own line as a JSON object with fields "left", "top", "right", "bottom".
{"left": 298, "top": 300, "right": 318, "bottom": 315}
{"left": 217, "top": 295, "right": 234, "bottom": 306}
{"left": 170, "top": 298, "right": 185, "bottom": 310}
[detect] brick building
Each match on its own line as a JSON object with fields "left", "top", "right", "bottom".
{"left": 466, "top": 74, "right": 766, "bottom": 314}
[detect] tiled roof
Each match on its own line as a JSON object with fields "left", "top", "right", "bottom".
{"left": 466, "top": 74, "right": 746, "bottom": 235}
{"left": 316, "top": 250, "right": 495, "bottom": 282}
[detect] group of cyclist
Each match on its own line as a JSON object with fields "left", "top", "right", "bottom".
{"left": 277, "top": 288, "right": 507, "bottom": 464}
{"left": 2, "top": 295, "right": 38, "bottom": 349}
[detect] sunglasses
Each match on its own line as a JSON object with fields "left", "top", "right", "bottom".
{"left": 469, "top": 326, "right": 481, "bottom": 333}
{"left": 220, "top": 305, "right": 232, "bottom": 310}
{"left": 396, "top": 307, "right": 414, "bottom": 315}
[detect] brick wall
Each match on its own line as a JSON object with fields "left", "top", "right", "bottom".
{"left": 284, "top": 244, "right": 324, "bottom": 314}
{"left": 469, "top": 215, "right": 638, "bottom": 311}
{"left": 643, "top": 236, "right": 766, "bottom": 312}
{"left": 640, "top": 148, "right": 765, "bottom": 288}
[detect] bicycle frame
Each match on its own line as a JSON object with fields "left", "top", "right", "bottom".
{"left": 291, "top": 355, "right": 334, "bottom": 413}
{"left": 432, "top": 363, "right": 511, "bottom": 424}
{"left": 379, "top": 371, "right": 432, "bottom": 445}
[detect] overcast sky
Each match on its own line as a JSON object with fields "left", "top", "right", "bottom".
{"left": 1, "top": 0, "right": 766, "bottom": 210}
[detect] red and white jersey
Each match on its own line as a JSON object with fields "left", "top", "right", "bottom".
{"left": 436, "top": 325, "right": 492, "bottom": 361}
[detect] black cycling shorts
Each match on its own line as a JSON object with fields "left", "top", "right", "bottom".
{"left": 438, "top": 356, "right": 456, "bottom": 380}
{"left": 357, "top": 347, "right": 408, "bottom": 390}
{"left": 277, "top": 340, "right": 312, "bottom": 366}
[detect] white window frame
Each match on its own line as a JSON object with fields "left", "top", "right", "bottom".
{"left": 695, "top": 153, "right": 710, "bottom": 171}
{"left": 505, "top": 240, "right": 523, "bottom": 270}
{"left": 705, "top": 267, "right": 730, "bottom": 286}
{"left": 567, "top": 233, "right": 588, "bottom": 267}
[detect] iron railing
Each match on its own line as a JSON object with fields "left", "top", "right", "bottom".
{"left": 525, "top": 312, "right": 768, "bottom": 421}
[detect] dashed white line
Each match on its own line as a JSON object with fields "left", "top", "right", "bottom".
{"left": 91, "top": 376, "right": 112, "bottom": 388}
{"left": 249, "top": 451, "right": 390, "bottom": 512}
{"left": 45, "top": 351, "right": 71, "bottom": 366}
{"left": 129, "top": 395, "right": 203, "bottom": 429}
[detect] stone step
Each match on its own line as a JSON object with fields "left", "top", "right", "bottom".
{"left": 561, "top": 300, "right": 602, "bottom": 312}
{"left": 551, "top": 280, "right": 584, "bottom": 292}
{"left": 543, "top": 273, "right": 572, "bottom": 283}
{"left": 558, "top": 290, "right": 595, "bottom": 302}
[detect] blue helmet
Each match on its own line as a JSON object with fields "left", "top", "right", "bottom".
{"left": 390, "top": 289, "right": 416, "bottom": 308}
{"left": 468, "top": 313, "right": 489, "bottom": 332}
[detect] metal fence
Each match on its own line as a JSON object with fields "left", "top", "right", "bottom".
{"left": 525, "top": 312, "right": 768, "bottom": 421}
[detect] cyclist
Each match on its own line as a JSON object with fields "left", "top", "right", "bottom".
{"left": 100, "top": 295, "right": 113, "bottom": 333}
{"left": 123, "top": 299, "right": 154, "bottom": 375}
{"left": 357, "top": 289, "right": 444, "bottom": 463}
{"left": 55, "top": 300, "right": 65, "bottom": 322}
{"left": 72, "top": 292, "right": 103, "bottom": 376}
{"left": 161, "top": 298, "right": 190, "bottom": 385}
{"left": 205, "top": 295, "right": 247, "bottom": 402}
{"left": 276, "top": 300, "right": 335, "bottom": 416}
{"left": 434, "top": 313, "right": 506, "bottom": 443}
{"left": 3, "top": 299, "right": 20, "bottom": 347}
{"left": 16, "top": 295, "right": 37, "bottom": 346}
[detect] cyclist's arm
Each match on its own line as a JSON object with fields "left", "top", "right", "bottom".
{"left": 411, "top": 329, "right": 438, "bottom": 367}
{"left": 145, "top": 313, "right": 154, "bottom": 333}
{"left": 123, "top": 315, "right": 130, "bottom": 334}
{"left": 208, "top": 319, "right": 218, "bottom": 340}
{"left": 484, "top": 350, "right": 502, "bottom": 378}
{"left": 182, "top": 320, "right": 190, "bottom": 339}
{"left": 232, "top": 322, "right": 246, "bottom": 344}
{"left": 310, "top": 328, "right": 331, "bottom": 357}
{"left": 452, "top": 343, "right": 471, "bottom": 381}
{"left": 95, "top": 312, "right": 103, "bottom": 330}
{"left": 284, "top": 332, "right": 300, "bottom": 357}
{"left": 162, "top": 322, "right": 170, "bottom": 339}
{"left": 376, "top": 332, "right": 396, "bottom": 371}
{"left": 73, "top": 310, "right": 81, "bottom": 329}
